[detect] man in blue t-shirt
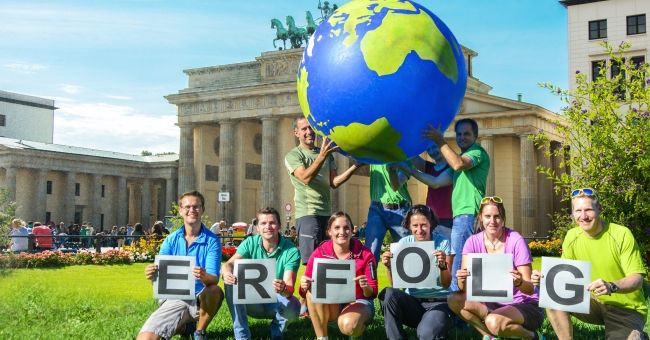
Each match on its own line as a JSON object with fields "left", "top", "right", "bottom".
{"left": 222, "top": 207, "right": 301, "bottom": 340}
{"left": 138, "top": 191, "right": 224, "bottom": 340}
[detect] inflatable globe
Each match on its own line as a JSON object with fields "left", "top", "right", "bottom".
{"left": 297, "top": 0, "right": 467, "bottom": 164}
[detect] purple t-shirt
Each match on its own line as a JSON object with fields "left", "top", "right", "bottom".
{"left": 462, "top": 228, "right": 538, "bottom": 305}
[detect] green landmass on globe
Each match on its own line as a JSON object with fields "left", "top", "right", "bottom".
{"left": 297, "top": 0, "right": 467, "bottom": 164}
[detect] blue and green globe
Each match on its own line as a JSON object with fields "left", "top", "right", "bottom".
{"left": 297, "top": 0, "right": 467, "bottom": 164}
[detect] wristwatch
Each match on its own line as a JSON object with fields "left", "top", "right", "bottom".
{"left": 608, "top": 282, "right": 620, "bottom": 294}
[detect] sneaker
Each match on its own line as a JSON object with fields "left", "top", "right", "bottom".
{"left": 299, "top": 310, "right": 310, "bottom": 319}
{"left": 193, "top": 329, "right": 207, "bottom": 340}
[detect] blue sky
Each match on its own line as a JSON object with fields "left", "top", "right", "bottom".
{"left": 0, "top": 0, "right": 568, "bottom": 154}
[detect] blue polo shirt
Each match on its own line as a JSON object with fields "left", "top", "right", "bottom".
{"left": 159, "top": 224, "right": 221, "bottom": 296}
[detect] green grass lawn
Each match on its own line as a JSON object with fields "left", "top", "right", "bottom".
{"left": 0, "top": 260, "right": 631, "bottom": 339}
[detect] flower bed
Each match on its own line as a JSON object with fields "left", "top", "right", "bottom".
{"left": 222, "top": 247, "right": 237, "bottom": 261}
{"left": 0, "top": 249, "right": 133, "bottom": 268}
{"left": 528, "top": 238, "right": 562, "bottom": 257}
{"left": 1, "top": 245, "right": 239, "bottom": 269}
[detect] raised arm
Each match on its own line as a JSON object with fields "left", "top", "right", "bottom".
{"left": 291, "top": 138, "right": 339, "bottom": 185}
{"left": 423, "top": 126, "right": 474, "bottom": 171}
{"left": 331, "top": 163, "right": 364, "bottom": 189}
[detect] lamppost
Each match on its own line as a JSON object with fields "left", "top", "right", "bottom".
{"left": 218, "top": 184, "right": 230, "bottom": 221}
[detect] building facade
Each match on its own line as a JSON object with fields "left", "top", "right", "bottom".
{"left": 562, "top": 0, "right": 649, "bottom": 89}
{"left": 0, "top": 90, "right": 55, "bottom": 144}
{"left": 166, "top": 47, "right": 566, "bottom": 237}
{"left": 0, "top": 137, "right": 178, "bottom": 230}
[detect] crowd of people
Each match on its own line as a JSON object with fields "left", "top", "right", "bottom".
{"left": 7, "top": 219, "right": 169, "bottom": 252}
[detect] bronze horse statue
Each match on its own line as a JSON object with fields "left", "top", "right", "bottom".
{"left": 306, "top": 10, "right": 317, "bottom": 35}
{"left": 271, "top": 18, "right": 289, "bottom": 50}
{"left": 286, "top": 15, "right": 309, "bottom": 49}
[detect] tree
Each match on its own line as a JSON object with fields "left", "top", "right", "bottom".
{"left": 532, "top": 42, "right": 650, "bottom": 260}
{"left": 0, "top": 188, "right": 18, "bottom": 248}
{"left": 140, "top": 150, "right": 153, "bottom": 156}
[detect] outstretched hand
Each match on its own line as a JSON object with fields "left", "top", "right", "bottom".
{"left": 422, "top": 124, "right": 446, "bottom": 146}
{"left": 318, "top": 137, "right": 340, "bottom": 157}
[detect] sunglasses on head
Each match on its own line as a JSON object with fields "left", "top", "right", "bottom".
{"left": 571, "top": 188, "right": 596, "bottom": 198}
{"left": 480, "top": 196, "right": 503, "bottom": 204}
{"left": 409, "top": 205, "right": 432, "bottom": 214}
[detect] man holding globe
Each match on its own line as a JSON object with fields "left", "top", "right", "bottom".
{"left": 284, "top": 116, "right": 363, "bottom": 264}
{"left": 408, "top": 118, "right": 490, "bottom": 292}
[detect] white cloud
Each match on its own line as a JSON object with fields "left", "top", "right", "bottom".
{"left": 104, "top": 94, "right": 132, "bottom": 100}
{"left": 3, "top": 62, "right": 47, "bottom": 73}
{"left": 53, "top": 101, "right": 179, "bottom": 155}
{"left": 59, "top": 84, "right": 81, "bottom": 95}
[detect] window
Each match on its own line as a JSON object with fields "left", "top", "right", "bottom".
{"left": 0, "top": 115, "right": 5, "bottom": 127}
{"left": 100, "top": 214, "right": 104, "bottom": 229}
{"left": 75, "top": 183, "right": 80, "bottom": 196}
{"left": 46, "top": 180, "right": 52, "bottom": 195}
{"left": 591, "top": 60, "right": 605, "bottom": 81}
{"left": 611, "top": 59, "right": 626, "bottom": 99}
{"left": 45, "top": 212, "right": 51, "bottom": 224}
{"left": 631, "top": 56, "right": 646, "bottom": 88}
{"left": 101, "top": 185, "right": 105, "bottom": 198}
{"left": 627, "top": 14, "right": 646, "bottom": 35}
{"left": 589, "top": 19, "right": 607, "bottom": 40}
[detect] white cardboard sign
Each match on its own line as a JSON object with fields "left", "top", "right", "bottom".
{"left": 153, "top": 255, "right": 195, "bottom": 300}
{"left": 233, "top": 259, "right": 276, "bottom": 304}
{"left": 390, "top": 242, "right": 440, "bottom": 289}
{"left": 311, "top": 258, "right": 355, "bottom": 304}
{"left": 539, "top": 257, "right": 591, "bottom": 314}
{"left": 467, "top": 253, "right": 513, "bottom": 303}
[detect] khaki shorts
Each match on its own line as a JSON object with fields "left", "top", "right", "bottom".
{"left": 572, "top": 298, "right": 648, "bottom": 339}
{"left": 139, "top": 297, "right": 199, "bottom": 338}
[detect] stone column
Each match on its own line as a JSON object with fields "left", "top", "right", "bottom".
{"left": 64, "top": 171, "right": 76, "bottom": 224}
{"left": 5, "top": 166, "right": 16, "bottom": 201}
{"left": 117, "top": 176, "right": 128, "bottom": 226}
{"left": 35, "top": 169, "right": 48, "bottom": 222}
{"left": 519, "top": 134, "right": 537, "bottom": 237}
{"left": 141, "top": 178, "right": 151, "bottom": 228}
{"left": 537, "top": 142, "right": 553, "bottom": 236}
{"left": 261, "top": 117, "right": 279, "bottom": 210}
{"left": 219, "top": 120, "right": 236, "bottom": 222}
{"left": 165, "top": 177, "right": 175, "bottom": 213}
{"left": 178, "top": 124, "right": 196, "bottom": 195}
{"left": 480, "top": 135, "right": 495, "bottom": 196}
{"left": 90, "top": 174, "right": 102, "bottom": 228}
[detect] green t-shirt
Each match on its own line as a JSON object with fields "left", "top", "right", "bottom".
{"left": 284, "top": 146, "right": 336, "bottom": 219}
{"left": 236, "top": 235, "right": 301, "bottom": 279}
{"left": 369, "top": 164, "right": 411, "bottom": 204}
{"left": 562, "top": 222, "right": 647, "bottom": 317}
{"left": 451, "top": 143, "right": 489, "bottom": 217}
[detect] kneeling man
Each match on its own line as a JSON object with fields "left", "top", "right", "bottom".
{"left": 222, "top": 207, "right": 301, "bottom": 340}
{"left": 138, "top": 191, "right": 224, "bottom": 340}
{"left": 533, "top": 188, "right": 647, "bottom": 340}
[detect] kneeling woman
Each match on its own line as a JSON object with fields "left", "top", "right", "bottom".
{"left": 379, "top": 204, "right": 455, "bottom": 340}
{"left": 448, "top": 197, "right": 544, "bottom": 340}
{"left": 300, "top": 211, "right": 377, "bottom": 339}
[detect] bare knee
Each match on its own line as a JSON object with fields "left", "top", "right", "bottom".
{"left": 484, "top": 314, "right": 507, "bottom": 335}
{"left": 200, "top": 284, "right": 224, "bottom": 313}
{"left": 338, "top": 314, "right": 361, "bottom": 336}
{"left": 447, "top": 292, "right": 466, "bottom": 313}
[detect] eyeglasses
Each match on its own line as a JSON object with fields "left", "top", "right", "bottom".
{"left": 480, "top": 196, "right": 503, "bottom": 204}
{"left": 571, "top": 188, "right": 596, "bottom": 198}
{"left": 181, "top": 205, "right": 202, "bottom": 211}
